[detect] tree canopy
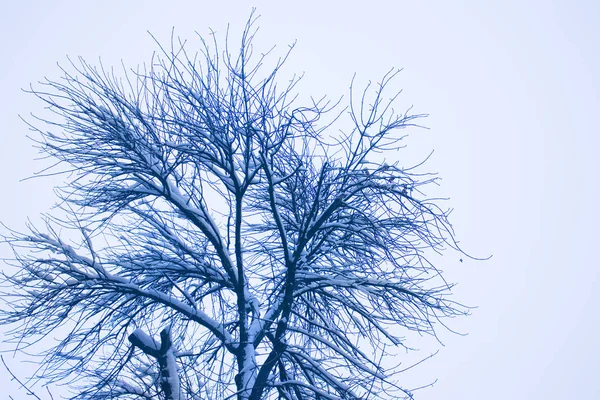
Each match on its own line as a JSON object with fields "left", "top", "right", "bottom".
{"left": 1, "top": 13, "right": 468, "bottom": 400}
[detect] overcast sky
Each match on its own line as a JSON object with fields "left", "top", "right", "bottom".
{"left": 1, "top": 1, "right": 598, "bottom": 399}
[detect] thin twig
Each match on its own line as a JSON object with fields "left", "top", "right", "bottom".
{"left": 1, "top": 355, "right": 43, "bottom": 400}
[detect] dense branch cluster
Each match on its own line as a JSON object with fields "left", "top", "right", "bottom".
{"left": 1, "top": 15, "right": 467, "bottom": 400}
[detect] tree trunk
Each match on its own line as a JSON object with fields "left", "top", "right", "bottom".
{"left": 129, "top": 327, "right": 181, "bottom": 400}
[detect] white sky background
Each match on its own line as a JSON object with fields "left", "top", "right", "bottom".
{"left": 0, "top": 1, "right": 598, "bottom": 398}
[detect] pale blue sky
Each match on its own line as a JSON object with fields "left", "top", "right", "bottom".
{"left": 1, "top": 1, "right": 598, "bottom": 398}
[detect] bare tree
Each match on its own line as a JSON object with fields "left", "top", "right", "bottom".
{"left": 1, "top": 13, "right": 468, "bottom": 400}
